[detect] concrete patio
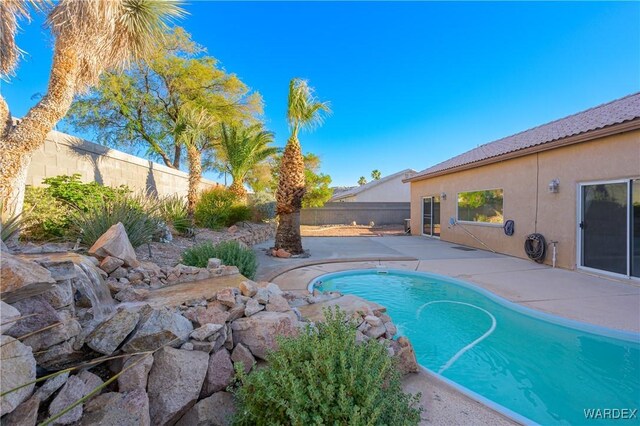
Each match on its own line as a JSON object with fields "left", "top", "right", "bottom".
{"left": 255, "top": 236, "right": 640, "bottom": 333}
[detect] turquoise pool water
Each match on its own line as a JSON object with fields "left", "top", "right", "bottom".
{"left": 313, "top": 270, "right": 640, "bottom": 425}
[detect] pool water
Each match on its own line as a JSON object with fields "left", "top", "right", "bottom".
{"left": 314, "top": 270, "right": 640, "bottom": 425}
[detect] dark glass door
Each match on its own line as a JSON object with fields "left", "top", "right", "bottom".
{"left": 632, "top": 180, "right": 639, "bottom": 278}
{"left": 433, "top": 196, "right": 441, "bottom": 237}
{"left": 581, "top": 183, "right": 628, "bottom": 275}
{"left": 422, "top": 197, "right": 432, "bottom": 235}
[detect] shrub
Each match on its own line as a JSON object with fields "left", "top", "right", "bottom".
{"left": 159, "top": 194, "right": 190, "bottom": 234}
{"left": 42, "top": 174, "right": 129, "bottom": 211}
{"left": 232, "top": 307, "right": 422, "bottom": 425}
{"left": 195, "top": 188, "right": 246, "bottom": 230}
{"left": 71, "top": 193, "right": 162, "bottom": 248}
{"left": 0, "top": 200, "right": 26, "bottom": 242}
{"left": 227, "top": 205, "right": 252, "bottom": 225}
{"left": 181, "top": 240, "right": 257, "bottom": 279}
{"left": 248, "top": 192, "right": 276, "bottom": 222}
{"left": 22, "top": 187, "right": 72, "bottom": 241}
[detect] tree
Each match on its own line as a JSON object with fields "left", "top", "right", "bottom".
{"left": 66, "top": 28, "right": 262, "bottom": 215}
{"left": 371, "top": 169, "right": 381, "bottom": 180}
{"left": 0, "top": 0, "right": 185, "bottom": 218}
{"left": 215, "top": 123, "right": 278, "bottom": 199}
{"left": 275, "top": 78, "right": 330, "bottom": 254}
{"left": 358, "top": 176, "right": 367, "bottom": 186}
{"left": 270, "top": 153, "right": 333, "bottom": 208}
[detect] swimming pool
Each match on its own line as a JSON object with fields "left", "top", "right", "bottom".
{"left": 312, "top": 270, "right": 640, "bottom": 425}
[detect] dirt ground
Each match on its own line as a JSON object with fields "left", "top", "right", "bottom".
{"left": 300, "top": 224, "right": 406, "bottom": 237}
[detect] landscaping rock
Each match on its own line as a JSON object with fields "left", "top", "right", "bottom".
{"left": 35, "top": 339, "right": 80, "bottom": 370}
{"left": 384, "top": 321, "right": 397, "bottom": 338}
{"left": 20, "top": 309, "right": 81, "bottom": 352}
{"left": 77, "top": 370, "right": 104, "bottom": 402}
{"left": 88, "top": 223, "right": 140, "bottom": 268}
{"left": 266, "top": 282, "right": 283, "bottom": 295}
{"left": 231, "top": 343, "right": 256, "bottom": 374}
{"left": 364, "top": 315, "right": 382, "bottom": 327}
{"left": 7, "top": 296, "right": 60, "bottom": 337}
{"left": 122, "top": 308, "right": 193, "bottom": 352}
{"left": 147, "top": 347, "right": 209, "bottom": 426}
{"left": 254, "top": 287, "right": 269, "bottom": 304}
{"left": 0, "top": 336, "right": 36, "bottom": 416}
{"left": 0, "top": 300, "right": 20, "bottom": 333}
{"left": 298, "top": 295, "right": 384, "bottom": 323}
{"left": 206, "top": 258, "right": 221, "bottom": 269}
{"left": 190, "top": 340, "right": 216, "bottom": 353}
{"left": 394, "top": 337, "right": 419, "bottom": 375}
{"left": 201, "top": 349, "right": 234, "bottom": 397}
{"left": 244, "top": 298, "right": 264, "bottom": 317}
{"left": 265, "top": 293, "right": 290, "bottom": 313}
{"left": 99, "top": 256, "right": 125, "bottom": 274}
{"left": 365, "top": 324, "right": 386, "bottom": 339}
{"left": 275, "top": 248, "right": 291, "bottom": 258}
{"left": 216, "top": 288, "right": 236, "bottom": 308}
{"left": 183, "top": 302, "right": 229, "bottom": 326}
{"left": 176, "top": 391, "right": 235, "bottom": 426}
{"left": 109, "top": 266, "right": 128, "bottom": 279}
{"left": 231, "top": 311, "right": 299, "bottom": 360}
{"left": 225, "top": 305, "right": 246, "bottom": 322}
{"left": 35, "top": 372, "right": 69, "bottom": 402}
{"left": 115, "top": 287, "right": 149, "bottom": 302}
{"left": 41, "top": 280, "right": 74, "bottom": 309}
{"left": 0, "top": 253, "right": 55, "bottom": 303}
{"left": 48, "top": 375, "right": 85, "bottom": 424}
{"left": 190, "top": 323, "right": 223, "bottom": 341}
{"left": 87, "top": 308, "right": 141, "bottom": 355}
{"left": 118, "top": 354, "right": 154, "bottom": 392}
{"left": 2, "top": 394, "right": 40, "bottom": 426}
{"left": 80, "top": 389, "right": 150, "bottom": 426}
{"left": 239, "top": 280, "right": 257, "bottom": 297}
{"left": 33, "top": 259, "right": 76, "bottom": 281}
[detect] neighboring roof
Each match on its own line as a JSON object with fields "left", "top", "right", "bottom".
{"left": 406, "top": 92, "right": 640, "bottom": 182}
{"left": 331, "top": 169, "right": 416, "bottom": 201}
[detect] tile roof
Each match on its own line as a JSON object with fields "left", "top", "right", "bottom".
{"left": 407, "top": 92, "right": 640, "bottom": 182}
{"left": 330, "top": 169, "right": 416, "bottom": 201}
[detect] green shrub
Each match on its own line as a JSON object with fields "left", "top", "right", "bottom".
{"left": 42, "top": 174, "right": 129, "bottom": 211}
{"left": 195, "top": 188, "right": 246, "bottom": 229}
{"left": 227, "top": 205, "right": 252, "bottom": 225}
{"left": 181, "top": 240, "right": 257, "bottom": 279}
{"left": 0, "top": 200, "right": 26, "bottom": 242}
{"left": 232, "top": 307, "right": 422, "bottom": 425}
{"left": 71, "top": 193, "right": 162, "bottom": 248}
{"left": 248, "top": 192, "right": 276, "bottom": 222}
{"left": 22, "top": 187, "right": 72, "bottom": 241}
{"left": 159, "top": 194, "right": 191, "bottom": 234}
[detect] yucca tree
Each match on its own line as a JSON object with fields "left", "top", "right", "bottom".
{"left": 0, "top": 0, "right": 185, "bottom": 219}
{"left": 275, "top": 78, "right": 330, "bottom": 254}
{"left": 217, "top": 123, "right": 278, "bottom": 200}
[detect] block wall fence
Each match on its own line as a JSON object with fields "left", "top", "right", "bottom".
{"left": 26, "top": 130, "right": 220, "bottom": 196}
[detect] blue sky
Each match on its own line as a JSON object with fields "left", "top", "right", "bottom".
{"left": 2, "top": 1, "right": 639, "bottom": 187}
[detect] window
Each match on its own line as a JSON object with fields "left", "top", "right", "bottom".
{"left": 457, "top": 189, "right": 504, "bottom": 224}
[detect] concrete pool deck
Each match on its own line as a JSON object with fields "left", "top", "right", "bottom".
{"left": 254, "top": 236, "right": 639, "bottom": 425}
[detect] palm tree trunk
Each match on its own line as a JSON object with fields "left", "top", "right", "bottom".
{"left": 229, "top": 180, "right": 247, "bottom": 200}
{"left": 275, "top": 136, "right": 306, "bottom": 254}
{"left": 0, "top": 44, "right": 79, "bottom": 218}
{"left": 186, "top": 143, "right": 202, "bottom": 221}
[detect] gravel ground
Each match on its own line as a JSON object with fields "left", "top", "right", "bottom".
{"left": 301, "top": 225, "right": 406, "bottom": 237}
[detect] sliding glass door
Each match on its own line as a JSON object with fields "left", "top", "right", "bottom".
{"left": 580, "top": 179, "right": 640, "bottom": 278}
{"left": 422, "top": 196, "right": 441, "bottom": 237}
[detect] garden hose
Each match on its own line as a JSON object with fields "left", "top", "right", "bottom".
{"left": 524, "top": 233, "right": 546, "bottom": 263}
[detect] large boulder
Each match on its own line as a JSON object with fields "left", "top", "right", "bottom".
{"left": 0, "top": 300, "right": 20, "bottom": 334}
{"left": 79, "top": 389, "right": 150, "bottom": 426}
{"left": 41, "top": 280, "right": 74, "bottom": 309}
{"left": 200, "top": 349, "right": 234, "bottom": 397}
{"left": 0, "top": 253, "right": 55, "bottom": 303}
{"left": 297, "top": 294, "right": 385, "bottom": 323}
{"left": 393, "top": 336, "right": 419, "bottom": 375}
{"left": 231, "top": 343, "right": 255, "bottom": 374}
{"left": 176, "top": 391, "right": 235, "bottom": 426}
{"left": 122, "top": 308, "right": 193, "bottom": 353}
{"left": 87, "top": 308, "right": 141, "bottom": 355}
{"left": 88, "top": 223, "right": 140, "bottom": 268}
{"left": 20, "top": 309, "right": 81, "bottom": 353}
{"left": 117, "top": 354, "right": 154, "bottom": 392}
{"left": 230, "top": 311, "right": 299, "bottom": 360}
{"left": 6, "top": 296, "right": 60, "bottom": 338}
{"left": 147, "top": 347, "right": 209, "bottom": 426}
{"left": 0, "top": 336, "right": 36, "bottom": 416}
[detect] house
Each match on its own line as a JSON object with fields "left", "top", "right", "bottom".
{"left": 330, "top": 169, "right": 417, "bottom": 202}
{"left": 405, "top": 92, "right": 640, "bottom": 279}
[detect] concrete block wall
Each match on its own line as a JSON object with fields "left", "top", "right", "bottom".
{"left": 301, "top": 202, "right": 410, "bottom": 226}
{"left": 27, "top": 130, "right": 219, "bottom": 196}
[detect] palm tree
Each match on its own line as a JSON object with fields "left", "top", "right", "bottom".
{"left": 217, "top": 123, "right": 277, "bottom": 200}
{"left": 358, "top": 176, "right": 368, "bottom": 186}
{"left": 371, "top": 169, "right": 381, "bottom": 180}
{"left": 275, "top": 78, "right": 330, "bottom": 254}
{"left": 0, "top": 0, "right": 184, "bottom": 219}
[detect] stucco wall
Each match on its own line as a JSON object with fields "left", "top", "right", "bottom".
{"left": 339, "top": 175, "right": 412, "bottom": 202}
{"left": 26, "top": 130, "right": 220, "bottom": 196}
{"left": 409, "top": 130, "right": 640, "bottom": 270}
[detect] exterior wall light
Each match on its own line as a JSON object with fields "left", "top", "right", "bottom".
{"left": 440, "top": 192, "right": 447, "bottom": 200}
{"left": 548, "top": 179, "right": 560, "bottom": 193}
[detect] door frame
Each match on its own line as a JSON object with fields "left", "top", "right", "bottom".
{"left": 421, "top": 195, "right": 440, "bottom": 239}
{"left": 576, "top": 179, "right": 634, "bottom": 279}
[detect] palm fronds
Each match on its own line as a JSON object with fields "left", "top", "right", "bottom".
{"left": 287, "top": 78, "right": 331, "bottom": 137}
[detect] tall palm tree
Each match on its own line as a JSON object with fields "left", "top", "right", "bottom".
{"left": 217, "top": 123, "right": 277, "bottom": 199}
{"left": 0, "top": 0, "right": 184, "bottom": 218}
{"left": 275, "top": 78, "right": 330, "bottom": 254}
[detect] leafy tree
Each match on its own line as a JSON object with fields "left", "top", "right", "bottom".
{"left": 358, "top": 176, "right": 368, "bottom": 186}
{"left": 0, "top": 0, "right": 185, "bottom": 219}
{"left": 275, "top": 79, "right": 330, "bottom": 254}
{"left": 214, "top": 123, "right": 278, "bottom": 199}
{"left": 371, "top": 169, "right": 382, "bottom": 180}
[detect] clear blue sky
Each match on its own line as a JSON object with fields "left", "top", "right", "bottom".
{"left": 2, "top": 1, "right": 639, "bottom": 187}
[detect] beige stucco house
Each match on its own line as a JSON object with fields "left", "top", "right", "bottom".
{"left": 405, "top": 92, "right": 640, "bottom": 279}
{"left": 331, "top": 169, "right": 416, "bottom": 202}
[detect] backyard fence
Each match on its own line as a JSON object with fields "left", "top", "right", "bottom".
{"left": 301, "top": 202, "right": 410, "bottom": 226}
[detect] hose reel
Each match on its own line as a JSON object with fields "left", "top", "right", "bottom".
{"left": 524, "top": 233, "right": 546, "bottom": 263}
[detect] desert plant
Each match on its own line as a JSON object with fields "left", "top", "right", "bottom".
{"left": 21, "top": 187, "right": 71, "bottom": 241}
{"left": 232, "top": 307, "right": 422, "bottom": 425}
{"left": 194, "top": 187, "right": 245, "bottom": 230}
{"left": 0, "top": 199, "right": 25, "bottom": 242}
{"left": 159, "top": 194, "right": 190, "bottom": 234}
{"left": 248, "top": 192, "right": 276, "bottom": 222}
{"left": 71, "top": 193, "right": 162, "bottom": 248}
{"left": 181, "top": 240, "right": 257, "bottom": 279}
{"left": 41, "top": 174, "right": 129, "bottom": 211}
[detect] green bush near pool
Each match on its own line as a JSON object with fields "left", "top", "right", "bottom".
{"left": 182, "top": 240, "right": 257, "bottom": 279}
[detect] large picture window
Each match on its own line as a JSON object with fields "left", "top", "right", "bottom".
{"left": 457, "top": 189, "right": 504, "bottom": 224}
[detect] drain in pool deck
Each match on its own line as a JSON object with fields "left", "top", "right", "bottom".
{"left": 451, "top": 246, "right": 476, "bottom": 251}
